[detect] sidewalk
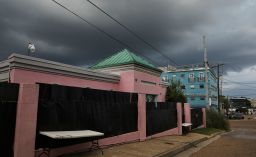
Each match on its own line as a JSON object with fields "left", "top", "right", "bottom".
{"left": 61, "top": 132, "right": 219, "bottom": 157}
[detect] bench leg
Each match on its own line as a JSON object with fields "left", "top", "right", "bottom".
{"left": 89, "top": 140, "right": 103, "bottom": 155}
{"left": 38, "top": 148, "right": 50, "bottom": 157}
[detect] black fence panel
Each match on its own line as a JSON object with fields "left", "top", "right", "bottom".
{"left": 36, "top": 84, "right": 138, "bottom": 149}
{"left": 146, "top": 102, "right": 177, "bottom": 136}
{"left": 0, "top": 83, "right": 19, "bottom": 157}
{"left": 191, "top": 108, "right": 203, "bottom": 129}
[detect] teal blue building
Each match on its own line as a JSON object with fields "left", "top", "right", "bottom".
{"left": 161, "top": 65, "right": 218, "bottom": 108}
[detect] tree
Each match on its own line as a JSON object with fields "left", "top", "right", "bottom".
{"left": 245, "top": 98, "right": 252, "bottom": 108}
{"left": 166, "top": 80, "right": 187, "bottom": 103}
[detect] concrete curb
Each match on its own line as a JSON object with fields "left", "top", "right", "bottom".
{"left": 155, "top": 131, "right": 227, "bottom": 157}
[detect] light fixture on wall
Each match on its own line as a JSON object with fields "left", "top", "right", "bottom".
{"left": 27, "top": 43, "right": 36, "bottom": 56}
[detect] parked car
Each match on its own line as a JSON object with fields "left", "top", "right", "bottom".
{"left": 229, "top": 113, "right": 244, "bottom": 119}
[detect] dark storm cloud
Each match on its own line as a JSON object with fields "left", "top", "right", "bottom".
{"left": 0, "top": 0, "right": 256, "bottom": 70}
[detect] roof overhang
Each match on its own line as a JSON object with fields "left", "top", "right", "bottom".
{"left": 0, "top": 53, "right": 120, "bottom": 83}
{"left": 93, "top": 63, "right": 163, "bottom": 77}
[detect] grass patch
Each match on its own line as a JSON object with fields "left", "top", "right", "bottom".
{"left": 191, "top": 128, "right": 223, "bottom": 135}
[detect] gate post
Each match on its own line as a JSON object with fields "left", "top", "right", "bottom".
{"left": 14, "top": 84, "right": 39, "bottom": 157}
{"left": 202, "top": 108, "right": 206, "bottom": 128}
{"left": 176, "top": 103, "right": 182, "bottom": 135}
{"left": 138, "top": 94, "right": 146, "bottom": 141}
{"left": 184, "top": 103, "right": 191, "bottom": 130}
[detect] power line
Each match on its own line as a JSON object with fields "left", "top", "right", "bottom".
{"left": 51, "top": 0, "right": 161, "bottom": 67}
{"left": 222, "top": 82, "right": 255, "bottom": 88}
{"left": 229, "top": 94, "right": 256, "bottom": 97}
{"left": 85, "top": 0, "right": 178, "bottom": 66}
{"left": 223, "top": 88, "right": 256, "bottom": 91}
{"left": 223, "top": 78, "right": 256, "bottom": 84}
{"left": 223, "top": 82, "right": 256, "bottom": 85}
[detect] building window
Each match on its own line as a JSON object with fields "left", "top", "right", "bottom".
{"left": 200, "top": 96, "right": 205, "bottom": 100}
{"left": 181, "top": 85, "right": 186, "bottom": 89}
{"left": 161, "top": 75, "right": 168, "bottom": 82}
{"left": 190, "top": 85, "right": 195, "bottom": 89}
{"left": 199, "top": 72, "right": 205, "bottom": 81}
{"left": 189, "top": 73, "right": 195, "bottom": 83}
{"left": 200, "top": 84, "right": 204, "bottom": 88}
{"left": 146, "top": 94, "right": 157, "bottom": 102}
{"left": 180, "top": 74, "right": 185, "bottom": 78}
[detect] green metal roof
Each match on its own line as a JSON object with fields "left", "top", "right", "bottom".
{"left": 91, "top": 49, "right": 159, "bottom": 71}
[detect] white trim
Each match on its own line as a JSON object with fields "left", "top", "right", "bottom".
{"left": 1, "top": 53, "right": 120, "bottom": 83}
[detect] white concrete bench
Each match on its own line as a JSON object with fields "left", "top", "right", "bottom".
{"left": 182, "top": 123, "right": 192, "bottom": 135}
{"left": 38, "top": 130, "right": 104, "bottom": 157}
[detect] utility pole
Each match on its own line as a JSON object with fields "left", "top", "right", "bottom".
{"left": 216, "top": 64, "right": 224, "bottom": 111}
{"left": 211, "top": 63, "right": 224, "bottom": 111}
{"left": 203, "top": 36, "right": 209, "bottom": 107}
{"left": 217, "top": 64, "right": 220, "bottom": 111}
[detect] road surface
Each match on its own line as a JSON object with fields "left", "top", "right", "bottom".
{"left": 190, "top": 119, "right": 256, "bottom": 157}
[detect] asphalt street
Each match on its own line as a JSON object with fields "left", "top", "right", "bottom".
{"left": 190, "top": 119, "right": 256, "bottom": 157}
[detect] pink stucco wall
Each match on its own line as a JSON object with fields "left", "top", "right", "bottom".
{"left": 138, "top": 94, "right": 147, "bottom": 141}
{"left": 10, "top": 69, "right": 166, "bottom": 101}
{"left": 147, "top": 128, "right": 179, "bottom": 139}
{"left": 14, "top": 84, "right": 39, "bottom": 157}
{"left": 177, "top": 103, "right": 183, "bottom": 135}
{"left": 118, "top": 70, "right": 166, "bottom": 101}
{"left": 133, "top": 70, "right": 166, "bottom": 102}
{"left": 184, "top": 103, "right": 191, "bottom": 130}
{"left": 9, "top": 68, "right": 177, "bottom": 157}
{"left": 184, "top": 103, "right": 191, "bottom": 124}
{"left": 118, "top": 70, "right": 135, "bottom": 92}
{"left": 10, "top": 69, "right": 119, "bottom": 91}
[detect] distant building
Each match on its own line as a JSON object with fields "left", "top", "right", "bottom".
{"left": 160, "top": 64, "right": 218, "bottom": 108}
{"left": 229, "top": 97, "right": 249, "bottom": 108}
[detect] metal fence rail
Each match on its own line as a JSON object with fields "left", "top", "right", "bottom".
{"left": 146, "top": 102, "right": 177, "bottom": 136}
{"left": 191, "top": 108, "right": 203, "bottom": 129}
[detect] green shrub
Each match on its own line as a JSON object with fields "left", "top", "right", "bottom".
{"left": 206, "top": 109, "right": 230, "bottom": 131}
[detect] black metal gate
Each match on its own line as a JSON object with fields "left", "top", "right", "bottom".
{"left": 146, "top": 102, "right": 177, "bottom": 136}
{"left": 0, "top": 83, "right": 19, "bottom": 157}
{"left": 191, "top": 108, "right": 203, "bottom": 129}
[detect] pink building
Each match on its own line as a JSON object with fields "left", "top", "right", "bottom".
{"left": 0, "top": 49, "right": 193, "bottom": 157}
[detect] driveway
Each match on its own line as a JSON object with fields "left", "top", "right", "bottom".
{"left": 190, "top": 119, "right": 256, "bottom": 157}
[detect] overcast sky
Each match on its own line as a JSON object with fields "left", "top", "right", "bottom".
{"left": 1, "top": 0, "right": 256, "bottom": 97}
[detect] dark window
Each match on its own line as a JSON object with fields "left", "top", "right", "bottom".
{"left": 189, "top": 73, "right": 195, "bottom": 83}
{"left": 200, "top": 84, "right": 204, "bottom": 88}
{"left": 180, "top": 74, "right": 185, "bottom": 77}
{"left": 181, "top": 85, "right": 186, "bottom": 89}
{"left": 199, "top": 72, "right": 205, "bottom": 81}
{"left": 200, "top": 96, "right": 205, "bottom": 100}
{"left": 146, "top": 94, "right": 157, "bottom": 102}
{"left": 161, "top": 76, "right": 168, "bottom": 82}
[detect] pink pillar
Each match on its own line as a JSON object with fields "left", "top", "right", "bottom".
{"left": 202, "top": 108, "right": 206, "bottom": 128}
{"left": 138, "top": 94, "right": 146, "bottom": 141}
{"left": 14, "top": 84, "right": 39, "bottom": 157}
{"left": 184, "top": 103, "right": 191, "bottom": 123}
{"left": 184, "top": 103, "right": 191, "bottom": 130}
{"left": 176, "top": 103, "right": 182, "bottom": 135}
